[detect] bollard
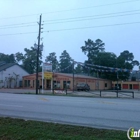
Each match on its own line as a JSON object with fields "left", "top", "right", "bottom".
{"left": 132, "top": 92, "right": 134, "bottom": 98}
{"left": 116, "top": 91, "right": 118, "bottom": 98}
{"left": 66, "top": 88, "right": 67, "bottom": 95}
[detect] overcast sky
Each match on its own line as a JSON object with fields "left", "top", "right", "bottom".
{"left": 0, "top": 0, "right": 140, "bottom": 70}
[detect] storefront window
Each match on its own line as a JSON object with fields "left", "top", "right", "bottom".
{"left": 63, "top": 81, "right": 71, "bottom": 89}
{"left": 53, "top": 81, "right": 60, "bottom": 89}
{"left": 67, "top": 81, "right": 71, "bottom": 89}
{"left": 28, "top": 80, "right": 30, "bottom": 87}
{"left": 24, "top": 80, "right": 27, "bottom": 87}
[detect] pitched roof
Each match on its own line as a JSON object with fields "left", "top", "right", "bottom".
{"left": 0, "top": 62, "right": 30, "bottom": 74}
{"left": 0, "top": 63, "right": 16, "bottom": 71}
{"left": 0, "top": 61, "right": 6, "bottom": 66}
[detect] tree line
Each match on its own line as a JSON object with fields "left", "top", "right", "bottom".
{"left": 0, "top": 38, "right": 139, "bottom": 81}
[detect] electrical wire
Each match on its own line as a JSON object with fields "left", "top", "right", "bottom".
{"left": 0, "top": 31, "right": 37, "bottom": 36}
{"left": 44, "top": 9, "right": 140, "bottom": 22}
{"left": 0, "top": 21, "right": 140, "bottom": 36}
{"left": 0, "top": 21, "right": 36, "bottom": 28}
{"left": 0, "top": 24, "right": 37, "bottom": 30}
{"left": 43, "top": 12, "right": 140, "bottom": 25}
{"left": 44, "top": 21, "right": 140, "bottom": 32}
{"left": 0, "top": 0, "right": 139, "bottom": 20}
{"left": 0, "top": 10, "right": 140, "bottom": 30}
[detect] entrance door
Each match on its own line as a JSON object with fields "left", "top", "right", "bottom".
{"left": 46, "top": 80, "right": 51, "bottom": 89}
{"left": 129, "top": 84, "right": 132, "bottom": 89}
{"left": 63, "top": 81, "right": 66, "bottom": 89}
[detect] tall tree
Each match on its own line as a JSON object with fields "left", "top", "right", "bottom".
{"left": 119, "top": 50, "right": 134, "bottom": 62}
{"left": 45, "top": 52, "right": 59, "bottom": 71}
{"left": 75, "top": 64, "right": 84, "bottom": 74}
{"left": 15, "top": 52, "right": 24, "bottom": 64}
{"left": 15, "top": 47, "right": 42, "bottom": 74}
{"left": 59, "top": 50, "right": 72, "bottom": 73}
{"left": 116, "top": 50, "right": 139, "bottom": 80}
{"left": 22, "top": 47, "right": 42, "bottom": 74}
{"left": 81, "top": 39, "right": 105, "bottom": 75}
{"left": 0, "top": 53, "right": 16, "bottom": 63}
{"left": 89, "top": 52, "right": 117, "bottom": 80}
{"left": 81, "top": 39, "right": 105, "bottom": 64}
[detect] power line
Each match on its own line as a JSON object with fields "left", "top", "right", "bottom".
{"left": 0, "top": 0, "right": 139, "bottom": 20}
{"left": 44, "top": 9, "right": 140, "bottom": 22}
{"left": 0, "top": 21, "right": 36, "bottom": 28}
{"left": 0, "top": 9, "right": 140, "bottom": 30}
{"left": 42, "top": 0, "right": 140, "bottom": 15}
{"left": 43, "top": 12, "right": 140, "bottom": 25}
{"left": 0, "top": 24, "right": 37, "bottom": 30}
{"left": 0, "top": 21, "right": 140, "bottom": 36}
{"left": 45, "top": 21, "right": 140, "bottom": 32}
{"left": 0, "top": 31, "right": 37, "bottom": 36}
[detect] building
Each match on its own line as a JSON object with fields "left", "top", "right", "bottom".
{"left": 22, "top": 72, "right": 112, "bottom": 90}
{"left": 112, "top": 70, "right": 140, "bottom": 90}
{"left": 112, "top": 81, "right": 140, "bottom": 90}
{"left": 0, "top": 62, "right": 29, "bottom": 88}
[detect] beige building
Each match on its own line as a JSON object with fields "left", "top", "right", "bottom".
{"left": 112, "top": 81, "right": 140, "bottom": 90}
{"left": 23, "top": 72, "right": 112, "bottom": 90}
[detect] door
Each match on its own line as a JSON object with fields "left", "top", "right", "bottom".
{"left": 129, "top": 84, "right": 132, "bottom": 89}
{"left": 46, "top": 80, "right": 51, "bottom": 89}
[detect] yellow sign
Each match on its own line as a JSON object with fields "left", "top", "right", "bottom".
{"left": 44, "top": 72, "right": 52, "bottom": 79}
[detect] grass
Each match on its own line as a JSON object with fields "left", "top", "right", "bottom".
{"left": 0, "top": 117, "right": 127, "bottom": 140}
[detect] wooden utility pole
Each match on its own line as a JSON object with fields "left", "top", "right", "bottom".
{"left": 36, "top": 14, "right": 42, "bottom": 95}
{"left": 73, "top": 60, "right": 75, "bottom": 92}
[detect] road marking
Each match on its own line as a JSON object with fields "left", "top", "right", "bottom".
{"left": 39, "top": 97, "right": 48, "bottom": 101}
{"left": 0, "top": 104, "right": 23, "bottom": 108}
{"left": 100, "top": 101, "right": 117, "bottom": 105}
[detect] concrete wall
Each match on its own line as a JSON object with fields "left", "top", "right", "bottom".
{"left": 0, "top": 65, "right": 29, "bottom": 88}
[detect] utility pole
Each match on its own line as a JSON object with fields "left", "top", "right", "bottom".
{"left": 116, "top": 57, "right": 119, "bottom": 97}
{"left": 117, "top": 70, "right": 119, "bottom": 97}
{"left": 72, "top": 60, "right": 75, "bottom": 92}
{"left": 36, "top": 14, "right": 42, "bottom": 95}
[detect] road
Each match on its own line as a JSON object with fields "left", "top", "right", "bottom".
{"left": 0, "top": 92, "right": 140, "bottom": 131}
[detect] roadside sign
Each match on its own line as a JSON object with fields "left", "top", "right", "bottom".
{"left": 44, "top": 72, "right": 52, "bottom": 79}
{"left": 43, "top": 63, "right": 52, "bottom": 72}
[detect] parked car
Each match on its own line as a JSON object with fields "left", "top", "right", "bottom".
{"left": 76, "top": 83, "right": 90, "bottom": 91}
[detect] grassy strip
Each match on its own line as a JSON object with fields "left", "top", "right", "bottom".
{"left": 0, "top": 117, "right": 127, "bottom": 140}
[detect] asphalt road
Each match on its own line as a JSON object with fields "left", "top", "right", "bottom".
{"left": 0, "top": 92, "right": 140, "bottom": 131}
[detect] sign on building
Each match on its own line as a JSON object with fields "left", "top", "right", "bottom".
{"left": 43, "top": 63, "right": 52, "bottom": 72}
{"left": 44, "top": 72, "right": 52, "bottom": 79}
{"left": 43, "top": 63, "right": 52, "bottom": 79}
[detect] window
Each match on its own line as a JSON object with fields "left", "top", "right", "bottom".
{"left": 67, "top": 81, "right": 71, "bottom": 89}
{"left": 63, "top": 81, "right": 71, "bottom": 89}
{"left": 105, "top": 83, "right": 107, "bottom": 87}
{"left": 24, "top": 80, "right": 27, "bottom": 87}
{"left": 53, "top": 81, "right": 60, "bottom": 89}
{"left": 28, "top": 80, "right": 30, "bottom": 87}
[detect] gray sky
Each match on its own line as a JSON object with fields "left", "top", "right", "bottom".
{"left": 0, "top": 0, "right": 140, "bottom": 70}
